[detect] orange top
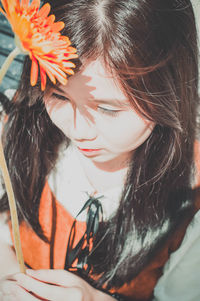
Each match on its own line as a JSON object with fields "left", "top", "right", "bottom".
{"left": 15, "top": 183, "right": 200, "bottom": 300}
{"left": 10, "top": 141, "right": 200, "bottom": 300}
{"left": 17, "top": 182, "right": 87, "bottom": 270}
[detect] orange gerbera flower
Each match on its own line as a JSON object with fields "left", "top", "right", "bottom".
{"left": 0, "top": 0, "right": 78, "bottom": 90}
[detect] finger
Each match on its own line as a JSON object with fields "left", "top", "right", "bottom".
{"left": 26, "top": 269, "right": 82, "bottom": 287}
{"left": 0, "top": 279, "right": 17, "bottom": 295}
{"left": 12, "top": 273, "right": 83, "bottom": 301}
{"left": 0, "top": 280, "right": 39, "bottom": 301}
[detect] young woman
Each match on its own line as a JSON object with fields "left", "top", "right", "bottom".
{"left": 0, "top": 0, "right": 199, "bottom": 300}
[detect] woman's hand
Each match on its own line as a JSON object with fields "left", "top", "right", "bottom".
{"left": 0, "top": 273, "right": 36, "bottom": 301}
{"left": 0, "top": 269, "right": 116, "bottom": 301}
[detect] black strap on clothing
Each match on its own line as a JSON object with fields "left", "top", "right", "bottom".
{"left": 64, "top": 194, "right": 103, "bottom": 272}
{"left": 64, "top": 196, "right": 131, "bottom": 301}
{"left": 50, "top": 193, "right": 57, "bottom": 269}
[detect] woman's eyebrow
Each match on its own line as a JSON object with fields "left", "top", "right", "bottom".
{"left": 54, "top": 86, "right": 66, "bottom": 93}
{"left": 53, "top": 87, "right": 71, "bottom": 99}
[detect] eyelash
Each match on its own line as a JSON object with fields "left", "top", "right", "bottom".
{"left": 98, "top": 106, "right": 120, "bottom": 117}
{"left": 52, "top": 93, "right": 69, "bottom": 102}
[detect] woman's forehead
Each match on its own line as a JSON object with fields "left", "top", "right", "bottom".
{"left": 57, "top": 59, "right": 129, "bottom": 105}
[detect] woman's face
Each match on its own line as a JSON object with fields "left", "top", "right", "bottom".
{"left": 44, "top": 59, "right": 154, "bottom": 169}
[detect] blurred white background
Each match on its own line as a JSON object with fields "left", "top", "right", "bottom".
{"left": 192, "top": 0, "right": 200, "bottom": 48}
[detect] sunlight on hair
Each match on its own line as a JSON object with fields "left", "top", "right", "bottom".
{"left": 94, "top": 0, "right": 109, "bottom": 36}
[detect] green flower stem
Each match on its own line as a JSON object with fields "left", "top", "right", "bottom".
{"left": 0, "top": 45, "right": 26, "bottom": 273}
{"left": 0, "top": 138, "right": 26, "bottom": 273}
{"left": 0, "top": 47, "right": 21, "bottom": 85}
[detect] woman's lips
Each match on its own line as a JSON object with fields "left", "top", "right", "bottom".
{"left": 78, "top": 147, "right": 102, "bottom": 156}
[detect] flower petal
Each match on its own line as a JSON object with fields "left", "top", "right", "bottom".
{"left": 51, "top": 21, "right": 65, "bottom": 32}
{"left": 65, "top": 69, "right": 74, "bottom": 75}
{"left": 39, "top": 59, "right": 68, "bottom": 84}
{"left": 40, "top": 65, "right": 47, "bottom": 91}
{"left": 1, "top": 0, "right": 77, "bottom": 90}
{"left": 47, "top": 14, "right": 55, "bottom": 25}
{"left": 30, "top": 56, "right": 39, "bottom": 86}
{"left": 28, "top": 0, "right": 40, "bottom": 12}
{"left": 66, "top": 46, "right": 78, "bottom": 53}
{"left": 65, "top": 53, "right": 79, "bottom": 60}
{"left": 37, "top": 3, "right": 51, "bottom": 18}
{"left": 45, "top": 68, "right": 56, "bottom": 84}
{"left": 40, "top": 59, "right": 67, "bottom": 78}
{"left": 20, "top": 0, "right": 29, "bottom": 9}
{"left": 62, "top": 61, "right": 75, "bottom": 68}
{"left": 6, "top": 0, "right": 19, "bottom": 18}
{"left": 1, "top": 0, "right": 9, "bottom": 14}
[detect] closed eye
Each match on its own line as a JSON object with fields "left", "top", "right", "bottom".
{"left": 51, "top": 92, "right": 69, "bottom": 102}
{"left": 98, "top": 106, "right": 121, "bottom": 117}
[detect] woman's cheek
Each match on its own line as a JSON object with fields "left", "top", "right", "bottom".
{"left": 95, "top": 115, "right": 131, "bottom": 146}
{"left": 97, "top": 113, "right": 154, "bottom": 150}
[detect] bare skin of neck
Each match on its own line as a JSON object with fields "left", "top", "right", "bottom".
{"left": 76, "top": 151, "right": 131, "bottom": 193}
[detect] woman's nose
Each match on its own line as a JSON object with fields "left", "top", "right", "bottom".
{"left": 70, "top": 108, "right": 97, "bottom": 141}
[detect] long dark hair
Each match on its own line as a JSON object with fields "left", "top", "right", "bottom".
{"left": 0, "top": 0, "right": 199, "bottom": 289}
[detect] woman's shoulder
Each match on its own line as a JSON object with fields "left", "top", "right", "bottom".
{"left": 154, "top": 209, "right": 200, "bottom": 300}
